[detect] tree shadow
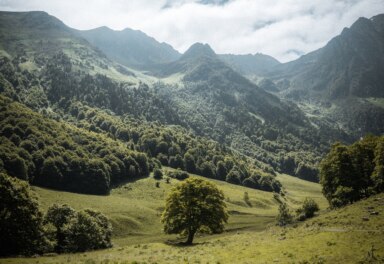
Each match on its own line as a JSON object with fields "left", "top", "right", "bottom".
{"left": 164, "top": 239, "right": 211, "bottom": 247}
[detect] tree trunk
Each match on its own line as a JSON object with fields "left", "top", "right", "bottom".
{"left": 185, "top": 229, "right": 195, "bottom": 245}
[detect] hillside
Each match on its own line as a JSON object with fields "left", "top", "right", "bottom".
{"left": 78, "top": 26, "right": 181, "bottom": 69}
{"left": 1, "top": 8, "right": 384, "bottom": 263}
{"left": 219, "top": 53, "right": 280, "bottom": 76}
{"left": 2, "top": 176, "right": 383, "bottom": 263}
{"left": 0, "top": 11, "right": 346, "bottom": 183}
{"left": 265, "top": 14, "right": 384, "bottom": 138}
{"left": 149, "top": 43, "right": 346, "bottom": 181}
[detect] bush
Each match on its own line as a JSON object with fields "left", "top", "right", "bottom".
{"left": 168, "top": 169, "right": 189, "bottom": 180}
{"left": 153, "top": 168, "right": 163, "bottom": 180}
{"left": 44, "top": 204, "right": 112, "bottom": 253}
{"left": 296, "top": 198, "right": 319, "bottom": 221}
{"left": 44, "top": 204, "right": 77, "bottom": 252}
{"left": 62, "top": 210, "right": 112, "bottom": 252}
{"left": 276, "top": 202, "right": 293, "bottom": 226}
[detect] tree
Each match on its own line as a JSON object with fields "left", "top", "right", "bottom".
{"left": 44, "top": 204, "right": 76, "bottom": 252}
{"left": 296, "top": 198, "right": 319, "bottom": 220}
{"left": 44, "top": 205, "right": 112, "bottom": 253}
{"left": 161, "top": 178, "right": 228, "bottom": 244}
{"left": 276, "top": 202, "right": 293, "bottom": 226}
{"left": 153, "top": 168, "right": 163, "bottom": 180}
{"left": 62, "top": 211, "right": 105, "bottom": 252}
{"left": 0, "top": 173, "right": 46, "bottom": 256}
{"left": 319, "top": 142, "right": 357, "bottom": 207}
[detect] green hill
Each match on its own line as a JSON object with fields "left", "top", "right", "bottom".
{"left": 3, "top": 174, "right": 384, "bottom": 263}
{"left": 0, "top": 10, "right": 340, "bottom": 183}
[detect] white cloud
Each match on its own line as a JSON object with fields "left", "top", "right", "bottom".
{"left": 0, "top": 0, "right": 383, "bottom": 62}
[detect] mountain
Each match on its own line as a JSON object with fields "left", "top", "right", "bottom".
{"left": 148, "top": 42, "right": 344, "bottom": 181}
{"left": 219, "top": 53, "right": 281, "bottom": 76}
{"left": 265, "top": 14, "right": 384, "bottom": 137}
{"left": 0, "top": 11, "right": 284, "bottom": 194}
{"left": 269, "top": 14, "right": 384, "bottom": 99}
{"left": 78, "top": 26, "right": 181, "bottom": 69}
{"left": 2, "top": 10, "right": 376, "bottom": 188}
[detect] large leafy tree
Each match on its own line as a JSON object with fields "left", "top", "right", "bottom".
{"left": 161, "top": 178, "right": 228, "bottom": 244}
{"left": 320, "top": 136, "right": 384, "bottom": 208}
{"left": 0, "top": 173, "right": 45, "bottom": 256}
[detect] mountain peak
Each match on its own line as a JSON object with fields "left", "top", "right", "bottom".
{"left": 181, "top": 42, "right": 216, "bottom": 60}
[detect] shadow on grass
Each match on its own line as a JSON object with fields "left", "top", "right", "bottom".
{"left": 164, "top": 239, "right": 211, "bottom": 247}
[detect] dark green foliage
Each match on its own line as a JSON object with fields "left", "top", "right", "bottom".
{"left": 168, "top": 169, "right": 189, "bottom": 180}
{"left": 153, "top": 168, "right": 163, "bottom": 180}
{"left": 62, "top": 210, "right": 112, "bottom": 252}
{"left": 44, "top": 204, "right": 76, "bottom": 253}
{"left": 0, "top": 173, "right": 46, "bottom": 256}
{"left": 276, "top": 202, "right": 293, "bottom": 226}
{"left": 0, "top": 96, "right": 149, "bottom": 194}
{"left": 63, "top": 101, "right": 280, "bottom": 192}
{"left": 296, "top": 198, "right": 319, "bottom": 221}
{"left": 161, "top": 178, "right": 228, "bottom": 244}
{"left": 320, "top": 136, "right": 384, "bottom": 208}
{"left": 44, "top": 204, "right": 112, "bottom": 253}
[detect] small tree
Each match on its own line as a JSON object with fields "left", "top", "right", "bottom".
{"left": 243, "top": 192, "right": 251, "bottom": 207}
{"left": 276, "top": 202, "right": 293, "bottom": 226}
{"left": 296, "top": 198, "right": 319, "bottom": 221}
{"left": 302, "top": 198, "right": 319, "bottom": 218}
{"left": 153, "top": 168, "right": 163, "bottom": 180}
{"left": 44, "top": 204, "right": 76, "bottom": 252}
{"left": 61, "top": 209, "right": 112, "bottom": 252}
{"left": 44, "top": 205, "right": 112, "bottom": 253}
{"left": 161, "top": 178, "right": 228, "bottom": 244}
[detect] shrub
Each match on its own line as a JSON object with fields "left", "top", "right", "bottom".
{"left": 153, "top": 168, "right": 163, "bottom": 180}
{"left": 44, "top": 205, "right": 112, "bottom": 253}
{"left": 63, "top": 209, "right": 112, "bottom": 252}
{"left": 296, "top": 198, "right": 319, "bottom": 221}
{"left": 168, "top": 169, "right": 189, "bottom": 180}
{"left": 276, "top": 202, "right": 293, "bottom": 226}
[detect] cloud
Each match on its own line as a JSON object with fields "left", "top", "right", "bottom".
{"left": 0, "top": 0, "right": 383, "bottom": 62}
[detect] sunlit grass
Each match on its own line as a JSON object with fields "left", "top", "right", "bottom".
{"left": 4, "top": 172, "right": 383, "bottom": 263}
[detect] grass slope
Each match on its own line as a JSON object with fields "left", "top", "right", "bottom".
{"left": 1, "top": 170, "right": 335, "bottom": 263}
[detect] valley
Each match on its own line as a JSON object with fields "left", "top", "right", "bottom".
{"left": 2, "top": 172, "right": 383, "bottom": 263}
{"left": 0, "top": 8, "right": 384, "bottom": 264}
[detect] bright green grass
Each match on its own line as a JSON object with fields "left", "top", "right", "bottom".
{"left": 12, "top": 171, "right": 384, "bottom": 264}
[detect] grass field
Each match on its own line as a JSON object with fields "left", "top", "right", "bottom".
{"left": 2, "top": 170, "right": 383, "bottom": 263}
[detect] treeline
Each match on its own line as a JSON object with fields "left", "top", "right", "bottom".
{"left": 155, "top": 80, "right": 332, "bottom": 182}
{"left": 65, "top": 101, "right": 282, "bottom": 193}
{"left": 0, "top": 172, "right": 112, "bottom": 256}
{"left": 320, "top": 135, "right": 384, "bottom": 208}
{"left": 0, "top": 95, "right": 150, "bottom": 194}
{"left": 0, "top": 50, "right": 328, "bottom": 182}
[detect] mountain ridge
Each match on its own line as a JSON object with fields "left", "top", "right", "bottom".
{"left": 77, "top": 26, "right": 181, "bottom": 69}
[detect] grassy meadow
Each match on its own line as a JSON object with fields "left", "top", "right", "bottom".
{"left": 2, "top": 169, "right": 384, "bottom": 263}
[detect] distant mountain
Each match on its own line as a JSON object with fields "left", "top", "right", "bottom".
{"left": 269, "top": 14, "right": 384, "bottom": 99}
{"left": 1, "top": 11, "right": 368, "bottom": 185}
{"left": 0, "top": 11, "right": 285, "bottom": 193}
{"left": 78, "top": 27, "right": 181, "bottom": 68}
{"left": 265, "top": 14, "right": 384, "bottom": 137}
{"left": 150, "top": 42, "right": 342, "bottom": 181}
{"left": 219, "top": 53, "right": 280, "bottom": 76}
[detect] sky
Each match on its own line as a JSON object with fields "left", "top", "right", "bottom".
{"left": 1, "top": 0, "right": 383, "bottom": 62}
